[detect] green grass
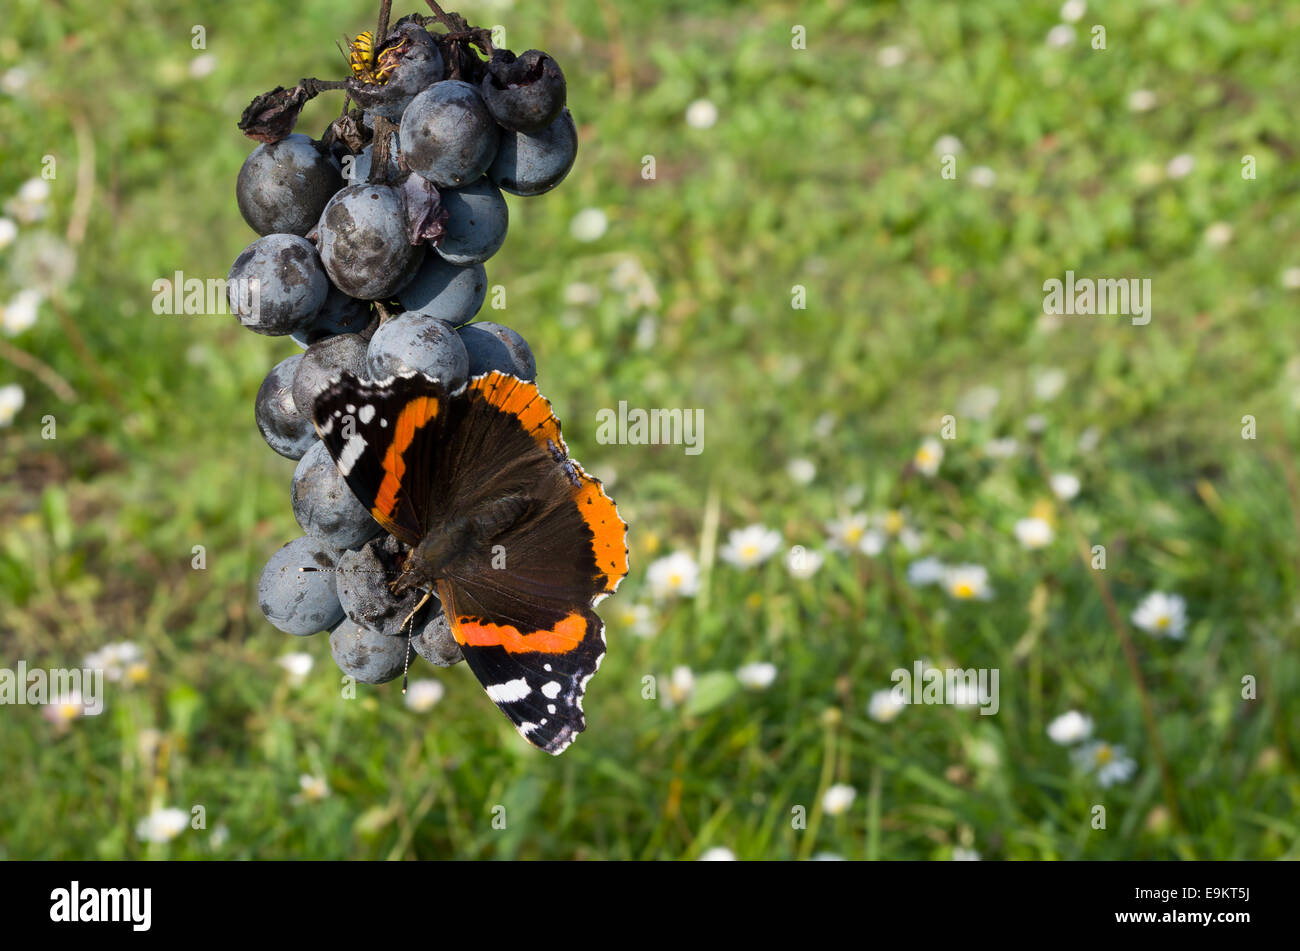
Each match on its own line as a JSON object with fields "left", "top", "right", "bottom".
{"left": 1, "top": 0, "right": 1299, "bottom": 859}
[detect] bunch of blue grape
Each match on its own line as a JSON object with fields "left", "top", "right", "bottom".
{"left": 235, "top": 6, "right": 572, "bottom": 684}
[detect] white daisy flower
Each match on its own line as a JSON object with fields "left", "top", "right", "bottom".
{"left": 786, "top": 457, "right": 816, "bottom": 485}
{"left": 1050, "top": 472, "right": 1081, "bottom": 500}
{"left": 0, "top": 66, "right": 30, "bottom": 96}
{"left": 2, "top": 288, "right": 41, "bottom": 335}
{"left": 1204, "top": 222, "right": 1233, "bottom": 248}
{"left": 1060, "top": 0, "right": 1086, "bottom": 22}
{"left": 1166, "top": 153, "right": 1195, "bottom": 179}
{"left": 968, "top": 165, "right": 996, "bottom": 188}
{"left": 1281, "top": 267, "right": 1300, "bottom": 290}
{"left": 563, "top": 282, "right": 600, "bottom": 306}
{"left": 906, "top": 556, "right": 946, "bottom": 586}
{"left": 647, "top": 551, "right": 700, "bottom": 599}
{"left": 1077, "top": 427, "right": 1101, "bottom": 453}
{"left": 136, "top": 807, "right": 188, "bottom": 843}
{"left": 958, "top": 385, "right": 1000, "bottom": 421}
{"left": 860, "top": 529, "right": 886, "bottom": 556}
{"left": 825, "top": 513, "right": 870, "bottom": 553}
{"left": 784, "top": 546, "right": 824, "bottom": 580}
{"left": 1025, "top": 413, "right": 1047, "bottom": 434}
{"left": 736, "top": 662, "right": 777, "bottom": 690}
{"left": 1131, "top": 591, "right": 1188, "bottom": 639}
{"left": 1128, "top": 89, "right": 1157, "bottom": 112}
{"left": 84, "top": 641, "right": 143, "bottom": 682}
{"left": 822, "top": 783, "right": 856, "bottom": 816}
{"left": 685, "top": 98, "right": 718, "bottom": 129}
{"left": 16, "top": 178, "right": 49, "bottom": 205}
{"left": 1072, "top": 741, "right": 1136, "bottom": 787}
{"left": 404, "top": 679, "right": 445, "bottom": 712}
{"left": 570, "top": 208, "right": 607, "bottom": 242}
{"left": 1046, "top": 24, "right": 1076, "bottom": 47}
{"left": 663, "top": 666, "right": 695, "bottom": 707}
{"left": 933, "top": 134, "right": 963, "bottom": 156}
{"left": 0, "top": 383, "right": 24, "bottom": 427}
{"left": 277, "top": 652, "right": 313, "bottom": 685}
{"left": 720, "top": 524, "right": 782, "bottom": 569}
{"left": 811, "top": 852, "right": 846, "bottom": 861}
{"left": 984, "top": 437, "right": 1020, "bottom": 459}
{"left": 1034, "top": 367, "right": 1068, "bottom": 401}
{"left": 877, "top": 45, "right": 906, "bottom": 68}
{"left": 0, "top": 217, "right": 16, "bottom": 249}
{"left": 1014, "top": 517, "right": 1054, "bottom": 549}
{"left": 189, "top": 53, "right": 218, "bottom": 78}
{"left": 1047, "top": 710, "right": 1093, "bottom": 745}
{"left": 42, "top": 689, "right": 86, "bottom": 726}
{"left": 914, "top": 438, "right": 944, "bottom": 477}
{"left": 698, "top": 846, "right": 736, "bottom": 861}
{"left": 952, "top": 847, "right": 982, "bottom": 861}
{"left": 943, "top": 564, "right": 993, "bottom": 600}
{"left": 868, "top": 688, "right": 905, "bottom": 723}
{"left": 299, "top": 774, "right": 330, "bottom": 802}
{"left": 615, "top": 602, "right": 656, "bottom": 638}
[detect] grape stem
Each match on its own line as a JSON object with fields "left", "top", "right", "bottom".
{"left": 377, "top": 0, "right": 393, "bottom": 43}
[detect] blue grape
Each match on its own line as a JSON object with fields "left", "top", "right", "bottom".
{"left": 412, "top": 608, "right": 463, "bottom": 667}
{"left": 480, "top": 50, "right": 566, "bottom": 133}
{"left": 366, "top": 311, "right": 469, "bottom": 387}
{"left": 228, "top": 234, "right": 329, "bottom": 336}
{"left": 489, "top": 108, "right": 578, "bottom": 197}
{"left": 291, "top": 332, "right": 369, "bottom": 420}
{"left": 435, "top": 178, "right": 509, "bottom": 266}
{"left": 459, "top": 321, "right": 536, "bottom": 380}
{"left": 337, "top": 535, "right": 436, "bottom": 637}
{"left": 291, "top": 441, "right": 381, "bottom": 551}
{"left": 399, "top": 80, "right": 500, "bottom": 188}
{"left": 292, "top": 284, "right": 373, "bottom": 348}
{"left": 329, "top": 618, "right": 413, "bottom": 684}
{"left": 236, "top": 134, "right": 342, "bottom": 236}
{"left": 258, "top": 535, "right": 345, "bottom": 635}
{"left": 397, "top": 253, "right": 486, "bottom": 326}
{"left": 255, "top": 353, "right": 316, "bottom": 460}
{"left": 317, "top": 184, "right": 425, "bottom": 299}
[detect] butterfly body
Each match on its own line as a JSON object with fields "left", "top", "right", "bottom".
{"left": 312, "top": 369, "right": 627, "bottom": 754}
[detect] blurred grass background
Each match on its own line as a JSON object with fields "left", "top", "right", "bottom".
{"left": 1, "top": 0, "right": 1299, "bottom": 859}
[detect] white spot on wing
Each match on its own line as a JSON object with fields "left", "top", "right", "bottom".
{"left": 358, "top": 404, "right": 375, "bottom": 424}
{"left": 541, "top": 680, "right": 561, "bottom": 699}
{"left": 485, "top": 677, "right": 530, "bottom": 704}
{"left": 337, "top": 434, "right": 367, "bottom": 475}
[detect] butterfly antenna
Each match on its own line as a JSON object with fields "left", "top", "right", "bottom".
{"left": 397, "top": 588, "right": 433, "bottom": 693}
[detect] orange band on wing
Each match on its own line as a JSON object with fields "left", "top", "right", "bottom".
{"left": 468, "top": 371, "right": 564, "bottom": 452}
{"left": 372, "top": 395, "right": 439, "bottom": 523}
{"left": 573, "top": 469, "right": 629, "bottom": 592}
{"left": 456, "top": 613, "right": 589, "bottom": 654}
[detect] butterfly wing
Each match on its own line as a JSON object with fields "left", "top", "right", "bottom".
{"left": 312, "top": 371, "right": 449, "bottom": 548}
{"left": 434, "top": 373, "right": 628, "bottom": 753}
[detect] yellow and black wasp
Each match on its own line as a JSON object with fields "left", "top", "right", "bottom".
{"left": 347, "top": 30, "right": 411, "bottom": 86}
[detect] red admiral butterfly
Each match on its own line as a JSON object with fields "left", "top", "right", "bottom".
{"left": 313, "top": 369, "right": 628, "bottom": 754}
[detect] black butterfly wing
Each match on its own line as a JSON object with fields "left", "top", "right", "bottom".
{"left": 311, "top": 370, "right": 451, "bottom": 549}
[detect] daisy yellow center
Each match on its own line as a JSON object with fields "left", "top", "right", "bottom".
{"left": 845, "top": 526, "right": 863, "bottom": 543}
{"left": 741, "top": 544, "right": 758, "bottom": 559}
{"left": 916, "top": 449, "right": 934, "bottom": 464}
{"left": 1095, "top": 745, "right": 1114, "bottom": 765}
{"left": 884, "top": 511, "right": 904, "bottom": 535}
{"left": 953, "top": 581, "right": 975, "bottom": 599}
{"left": 126, "top": 663, "right": 148, "bottom": 683}
{"left": 1155, "top": 615, "right": 1170, "bottom": 629}
{"left": 745, "top": 592, "right": 763, "bottom": 609}
{"left": 668, "top": 572, "right": 683, "bottom": 588}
